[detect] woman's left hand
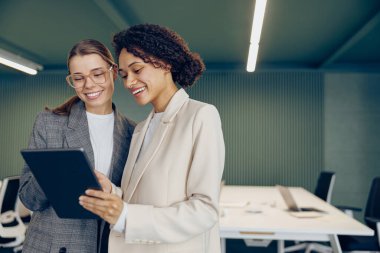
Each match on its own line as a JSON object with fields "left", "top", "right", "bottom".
{"left": 94, "top": 171, "right": 112, "bottom": 193}
{"left": 79, "top": 190, "right": 124, "bottom": 225}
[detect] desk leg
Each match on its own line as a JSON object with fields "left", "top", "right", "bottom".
{"left": 329, "top": 234, "right": 342, "bottom": 253}
{"left": 220, "top": 238, "right": 226, "bottom": 253}
{"left": 277, "top": 240, "right": 284, "bottom": 253}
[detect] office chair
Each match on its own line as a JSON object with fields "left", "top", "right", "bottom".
{"left": 283, "top": 171, "right": 336, "bottom": 253}
{"left": 338, "top": 177, "right": 380, "bottom": 252}
{"left": 16, "top": 198, "right": 32, "bottom": 226}
{"left": 314, "top": 171, "right": 336, "bottom": 203}
{"left": 0, "top": 176, "right": 26, "bottom": 250}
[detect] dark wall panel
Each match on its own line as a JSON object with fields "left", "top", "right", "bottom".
{"left": 0, "top": 71, "right": 324, "bottom": 192}
{"left": 0, "top": 74, "right": 72, "bottom": 177}
{"left": 325, "top": 73, "right": 380, "bottom": 220}
{"left": 188, "top": 71, "right": 324, "bottom": 190}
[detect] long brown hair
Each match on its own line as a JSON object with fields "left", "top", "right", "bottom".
{"left": 46, "top": 39, "right": 116, "bottom": 115}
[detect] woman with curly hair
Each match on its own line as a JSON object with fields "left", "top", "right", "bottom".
{"left": 80, "top": 24, "right": 225, "bottom": 253}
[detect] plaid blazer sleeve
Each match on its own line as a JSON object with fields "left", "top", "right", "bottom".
{"left": 19, "top": 111, "right": 51, "bottom": 211}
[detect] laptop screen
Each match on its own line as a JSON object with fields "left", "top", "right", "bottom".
{"left": 276, "top": 185, "right": 301, "bottom": 211}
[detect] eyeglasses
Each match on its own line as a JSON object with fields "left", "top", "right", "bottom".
{"left": 66, "top": 66, "right": 113, "bottom": 89}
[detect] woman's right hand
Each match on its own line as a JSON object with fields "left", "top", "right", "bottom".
{"left": 79, "top": 189, "right": 124, "bottom": 225}
{"left": 94, "top": 171, "right": 112, "bottom": 193}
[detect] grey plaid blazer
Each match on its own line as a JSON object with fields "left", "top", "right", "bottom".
{"left": 19, "top": 100, "right": 135, "bottom": 253}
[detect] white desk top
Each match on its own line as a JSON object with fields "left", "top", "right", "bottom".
{"left": 219, "top": 185, "right": 373, "bottom": 240}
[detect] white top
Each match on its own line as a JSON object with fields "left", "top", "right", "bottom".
{"left": 113, "top": 112, "right": 164, "bottom": 233}
{"left": 138, "top": 112, "right": 164, "bottom": 160}
{"left": 86, "top": 111, "right": 114, "bottom": 177}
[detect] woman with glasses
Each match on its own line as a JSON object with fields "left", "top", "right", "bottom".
{"left": 79, "top": 24, "right": 225, "bottom": 253}
{"left": 19, "top": 39, "right": 135, "bottom": 253}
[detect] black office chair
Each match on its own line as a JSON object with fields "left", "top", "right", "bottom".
{"left": 0, "top": 176, "right": 26, "bottom": 251}
{"left": 338, "top": 177, "right": 380, "bottom": 252}
{"left": 314, "top": 171, "right": 336, "bottom": 203}
{"left": 284, "top": 171, "right": 336, "bottom": 253}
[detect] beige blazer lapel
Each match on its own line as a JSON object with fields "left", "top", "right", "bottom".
{"left": 124, "top": 119, "right": 171, "bottom": 201}
{"left": 123, "top": 89, "right": 190, "bottom": 202}
{"left": 121, "top": 111, "right": 153, "bottom": 195}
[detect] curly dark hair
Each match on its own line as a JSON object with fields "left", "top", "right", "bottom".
{"left": 112, "top": 24, "right": 205, "bottom": 88}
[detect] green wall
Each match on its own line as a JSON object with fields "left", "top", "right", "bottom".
{"left": 0, "top": 70, "right": 324, "bottom": 192}
{"left": 189, "top": 71, "right": 324, "bottom": 189}
{"left": 0, "top": 73, "right": 150, "bottom": 180}
{"left": 1, "top": 74, "right": 73, "bottom": 179}
{"left": 325, "top": 72, "right": 380, "bottom": 221}
{"left": 2, "top": 70, "right": 379, "bottom": 224}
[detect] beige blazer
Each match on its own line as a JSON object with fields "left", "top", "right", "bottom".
{"left": 109, "top": 89, "right": 225, "bottom": 253}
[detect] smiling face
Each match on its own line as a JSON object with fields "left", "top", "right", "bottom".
{"left": 68, "top": 54, "right": 115, "bottom": 114}
{"left": 118, "top": 48, "right": 178, "bottom": 113}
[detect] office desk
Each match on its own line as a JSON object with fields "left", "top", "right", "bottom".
{"left": 219, "top": 186, "right": 373, "bottom": 253}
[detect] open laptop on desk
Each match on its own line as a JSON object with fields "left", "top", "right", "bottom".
{"left": 276, "top": 185, "right": 326, "bottom": 217}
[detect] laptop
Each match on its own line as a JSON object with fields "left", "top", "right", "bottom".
{"left": 276, "top": 185, "right": 325, "bottom": 213}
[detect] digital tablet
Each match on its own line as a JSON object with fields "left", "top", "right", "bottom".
{"left": 20, "top": 148, "right": 101, "bottom": 219}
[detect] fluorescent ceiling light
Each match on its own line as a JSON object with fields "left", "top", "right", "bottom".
{"left": 0, "top": 48, "right": 43, "bottom": 75}
{"left": 247, "top": 43, "right": 259, "bottom": 72}
{"left": 247, "top": 0, "right": 267, "bottom": 72}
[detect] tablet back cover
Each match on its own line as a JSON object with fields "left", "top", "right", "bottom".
{"left": 20, "top": 148, "right": 101, "bottom": 219}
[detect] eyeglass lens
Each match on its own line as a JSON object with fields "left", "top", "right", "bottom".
{"left": 68, "top": 69, "right": 108, "bottom": 88}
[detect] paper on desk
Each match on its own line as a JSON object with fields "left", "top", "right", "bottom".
{"left": 289, "top": 211, "right": 324, "bottom": 218}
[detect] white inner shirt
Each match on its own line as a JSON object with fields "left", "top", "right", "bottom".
{"left": 138, "top": 112, "right": 164, "bottom": 160}
{"left": 86, "top": 111, "right": 114, "bottom": 177}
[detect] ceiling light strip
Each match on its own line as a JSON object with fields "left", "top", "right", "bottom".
{"left": 0, "top": 48, "right": 43, "bottom": 75}
{"left": 247, "top": 0, "right": 267, "bottom": 72}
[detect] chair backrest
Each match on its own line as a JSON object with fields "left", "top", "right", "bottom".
{"left": 364, "top": 177, "right": 380, "bottom": 230}
{"left": 314, "top": 171, "right": 335, "bottom": 203}
{"left": 0, "top": 176, "right": 20, "bottom": 215}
